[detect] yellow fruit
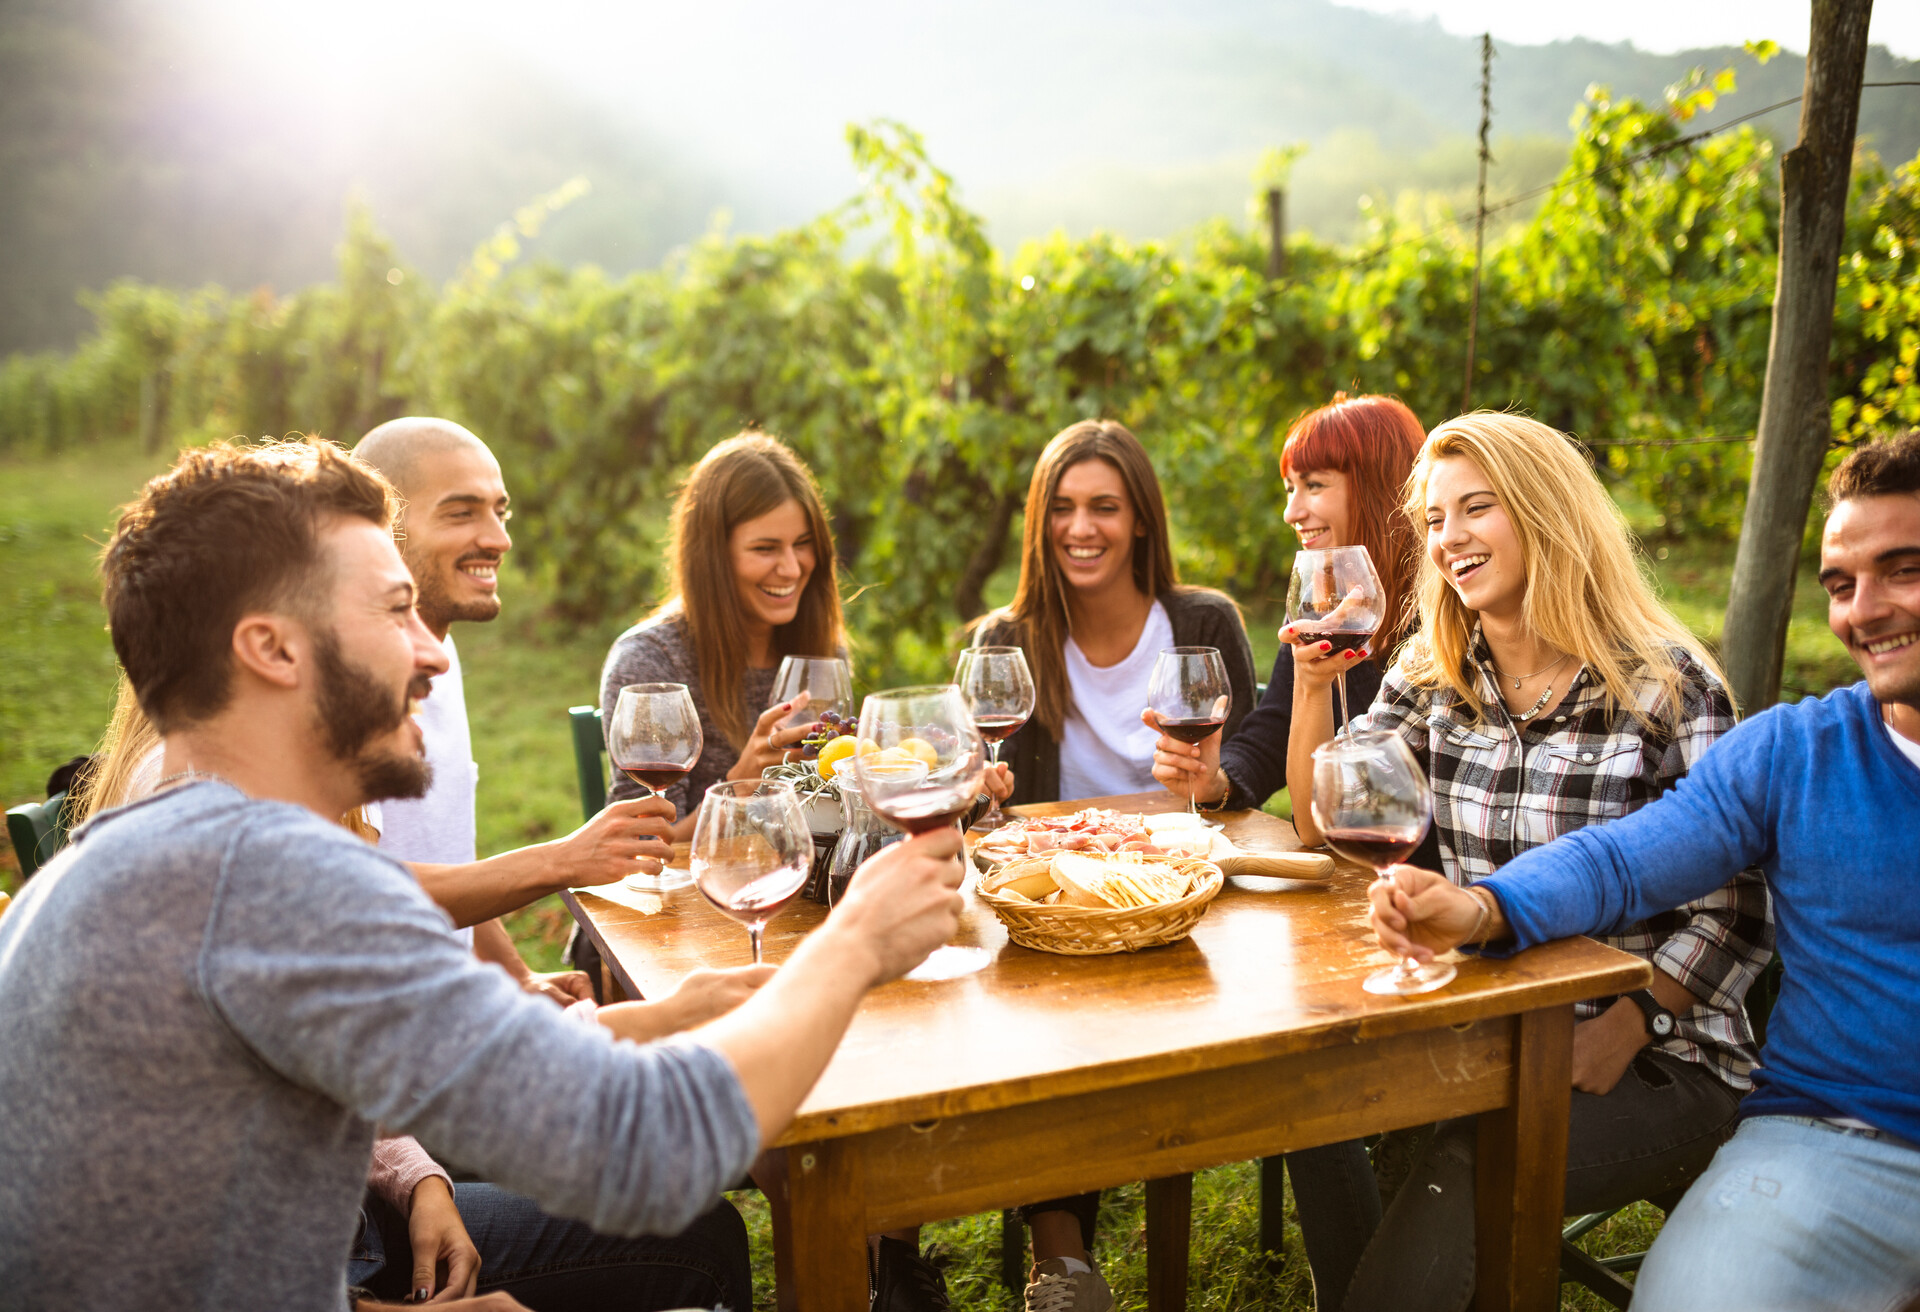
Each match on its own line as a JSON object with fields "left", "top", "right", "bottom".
{"left": 855, "top": 738, "right": 880, "bottom": 756}
{"left": 897, "top": 737, "right": 941, "bottom": 768}
{"left": 815, "top": 736, "right": 860, "bottom": 779}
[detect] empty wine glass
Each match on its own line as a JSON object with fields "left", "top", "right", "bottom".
{"left": 955, "top": 645, "right": 1034, "bottom": 831}
{"left": 1147, "top": 647, "right": 1230, "bottom": 813}
{"left": 769, "top": 655, "right": 853, "bottom": 734}
{"left": 851, "top": 685, "right": 991, "bottom": 981}
{"left": 690, "top": 779, "right": 812, "bottom": 964}
{"left": 1310, "top": 730, "right": 1452, "bottom": 996}
{"left": 1286, "top": 546, "right": 1385, "bottom": 740}
{"left": 607, "top": 682, "right": 702, "bottom": 892}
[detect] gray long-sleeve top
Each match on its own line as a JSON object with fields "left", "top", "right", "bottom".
{"left": 0, "top": 781, "right": 758, "bottom": 1312}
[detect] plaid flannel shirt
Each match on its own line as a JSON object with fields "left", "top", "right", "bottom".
{"left": 1356, "top": 636, "right": 1773, "bottom": 1090}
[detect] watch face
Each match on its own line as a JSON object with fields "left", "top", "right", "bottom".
{"left": 1652, "top": 1014, "right": 1674, "bottom": 1036}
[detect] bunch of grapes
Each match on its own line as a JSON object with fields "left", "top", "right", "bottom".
{"left": 797, "top": 710, "right": 855, "bottom": 762}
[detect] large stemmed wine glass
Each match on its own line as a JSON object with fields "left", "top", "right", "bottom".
{"left": 690, "top": 779, "right": 812, "bottom": 964}
{"left": 769, "top": 655, "right": 853, "bottom": 734}
{"left": 1310, "top": 731, "right": 1453, "bottom": 996}
{"left": 1147, "top": 647, "right": 1231, "bottom": 814}
{"left": 607, "top": 682, "right": 702, "bottom": 892}
{"left": 955, "top": 645, "right": 1033, "bottom": 832}
{"left": 851, "top": 685, "right": 990, "bottom": 981}
{"left": 1286, "top": 545, "right": 1385, "bottom": 740}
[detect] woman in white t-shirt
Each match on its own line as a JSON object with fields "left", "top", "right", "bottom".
{"left": 967, "top": 418, "right": 1255, "bottom": 1306}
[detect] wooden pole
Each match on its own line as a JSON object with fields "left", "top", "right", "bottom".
{"left": 1462, "top": 34, "right": 1493, "bottom": 413}
{"left": 1265, "top": 187, "right": 1287, "bottom": 279}
{"left": 1722, "top": 0, "right": 1874, "bottom": 712}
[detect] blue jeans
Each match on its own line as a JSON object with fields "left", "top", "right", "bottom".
{"left": 1631, "top": 1115, "right": 1920, "bottom": 1312}
{"left": 348, "top": 1183, "right": 751, "bottom": 1311}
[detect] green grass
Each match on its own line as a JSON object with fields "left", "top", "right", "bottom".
{"left": 0, "top": 442, "right": 1843, "bottom": 1308}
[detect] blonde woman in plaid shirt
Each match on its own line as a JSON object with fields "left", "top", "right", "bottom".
{"left": 1285, "top": 413, "right": 1773, "bottom": 1312}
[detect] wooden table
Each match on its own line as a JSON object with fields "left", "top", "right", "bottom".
{"left": 565, "top": 792, "right": 1648, "bottom": 1311}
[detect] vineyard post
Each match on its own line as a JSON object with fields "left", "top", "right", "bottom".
{"left": 1462, "top": 33, "right": 1493, "bottom": 413}
{"left": 1722, "top": 0, "right": 1873, "bottom": 711}
{"left": 1266, "top": 187, "right": 1287, "bottom": 279}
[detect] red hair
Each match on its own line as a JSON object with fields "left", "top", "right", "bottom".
{"left": 1280, "top": 393, "right": 1425, "bottom": 665}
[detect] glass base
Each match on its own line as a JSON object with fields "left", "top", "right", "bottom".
{"left": 623, "top": 867, "right": 694, "bottom": 893}
{"left": 1363, "top": 959, "right": 1457, "bottom": 995}
{"left": 904, "top": 944, "right": 990, "bottom": 982}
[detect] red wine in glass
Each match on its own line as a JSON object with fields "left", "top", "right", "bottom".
{"left": 1323, "top": 827, "right": 1422, "bottom": 870}
{"left": 1295, "top": 624, "right": 1377, "bottom": 654}
{"left": 619, "top": 762, "right": 693, "bottom": 791}
{"left": 1286, "top": 547, "right": 1386, "bottom": 739}
{"left": 1159, "top": 716, "right": 1226, "bottom": 745}
{"left": 973, "top": 714, "right": 1028, "bottom": 744}
{"left": 707, "top": 863, "right": 809, "bottom": 924}
{"left": 871, "top": 787, "right": 980, "bottom": 835}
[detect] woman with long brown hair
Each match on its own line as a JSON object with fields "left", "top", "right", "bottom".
{"left": 600, "top": 432, "right": 848, "bottom": 841}
{"left": 969, "top": 418, "right": 1256, "bottom": 1311}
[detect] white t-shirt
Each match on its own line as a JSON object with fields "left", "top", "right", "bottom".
{"left": 1886, "top": 718, "right": 1920, "bottom": 774}
{"left": 367, "top": 634, "right": 477, "bottom": 949}
{"left": 1058, "top": 601, "right": 1174, "bottom": 802}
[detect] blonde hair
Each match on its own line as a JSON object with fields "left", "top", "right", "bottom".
{"left": 1397, "top": 412, "right": 1725, "bottom": 728}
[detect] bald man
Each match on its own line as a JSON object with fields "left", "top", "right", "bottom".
{"left": 353, "top": 418, "right": 676, "bottom": 995}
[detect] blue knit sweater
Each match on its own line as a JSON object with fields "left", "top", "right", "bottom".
{"left": 1482, "top": 682, "right": 1920, "bottom": 1144}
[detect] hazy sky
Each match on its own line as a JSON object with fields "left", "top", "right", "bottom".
{"left": 1337, "top": 0, "right": 1917, "bottom": 59}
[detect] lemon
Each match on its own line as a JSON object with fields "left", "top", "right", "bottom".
{"left": 815, "top": 735, "right": 861, "bottom": 779}
{"left": 897, "top": 737, "right": 941, "bottom": 768}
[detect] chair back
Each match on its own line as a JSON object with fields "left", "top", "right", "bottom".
{"left": 568, "top": 706, "right": 608, "bottom": 823}
{"left": 6, "top": 791, "right": 71, "bottom": 879}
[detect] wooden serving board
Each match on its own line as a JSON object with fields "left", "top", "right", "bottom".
{"left": 985, "top": 792, "right": 1335, "bottom": 882}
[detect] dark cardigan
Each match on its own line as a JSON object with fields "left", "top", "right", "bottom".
{"left": 972, "top": 587, "right": 1258, "bottom": 806}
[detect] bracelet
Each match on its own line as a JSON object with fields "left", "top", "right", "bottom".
{"left": 1195, "top": 772, "right": 1232, "bottom": 812}
{"left": 1466, "top": 885, "right": 1493, "bottom": 946}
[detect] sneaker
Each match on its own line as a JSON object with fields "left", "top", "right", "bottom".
{"left": 1025, "top": 1258, "right": 1114, "bottom": 1312}
{"left": 871, "top": 1235, "right": 950, "bottom": 1311}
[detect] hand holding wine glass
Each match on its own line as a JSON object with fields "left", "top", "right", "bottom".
{"left": 607, "top": 682, "right": 703, "bottom": 891}
{"left": 1146, "top": 647, "right": 1230, "bottom": 813}
{"left": 955, "top": 646, "right": 1034, "bottom": 831}
{"left": 850, "top": 685, "right": 990, "bottom": 981}
{"left": 769, "top": 655, "right": 853, "bottom": 734}
{"left": 690, "top": 779, "right": 813, "bottom": 965}
{"left": 1284, "top": 547, "right": 1385, "bottom": 738}
{"left": 1309, "top": 730, "right": 1453, "bottom": 995}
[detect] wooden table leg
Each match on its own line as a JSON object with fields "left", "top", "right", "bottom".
{"left": 1474, "top": 1005, "right": 1574, "bottom": 1312}
{"left": 787, "top": 1138, "right": 868, "bottom": 1311}
{"left": 1145, "top": 1172, "right": 1193, "bottom": 1312}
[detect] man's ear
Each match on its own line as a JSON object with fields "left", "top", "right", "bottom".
{"left": 229, "top": 613, "right": 307, "bottom": 691}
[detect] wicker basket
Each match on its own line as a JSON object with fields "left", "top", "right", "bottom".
{"left": 977, "top": 854, "right": 1224, "bottom": 955}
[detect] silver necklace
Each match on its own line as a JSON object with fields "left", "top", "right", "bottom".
{"left": 1507, "top": 681, "right": 1561, "bottom": 723}
{"left": 1491, "top": 651, "right": 1570, "bottom": 690}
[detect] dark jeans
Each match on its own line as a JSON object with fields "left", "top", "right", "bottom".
{"left": 1282, "top": 1141, "right": 1383, "bottom": 1309}
{"left": 1333, "top": 1049, "right": 1741, "bottom": 1312}
{"left": 348, "top": 1183, "right": 752, "bottom": 1311}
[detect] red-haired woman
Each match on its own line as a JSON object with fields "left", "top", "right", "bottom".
{"left": 1148, "top": 393, "right": 1433, "bottom": 1308}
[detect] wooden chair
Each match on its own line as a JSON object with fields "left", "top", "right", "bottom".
{"left": 6, "top": 790, "right": 71, "bottom": 879}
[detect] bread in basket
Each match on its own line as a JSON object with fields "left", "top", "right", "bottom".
{"left": 977, "top": 851, "right": 1224, "bottom": 955}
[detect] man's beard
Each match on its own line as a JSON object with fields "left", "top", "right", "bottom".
{"left": 407, "top": 545, "right": 502, "bottom": 632}
{"left": 313, "top": 631, "right": 434, "bottom": 803}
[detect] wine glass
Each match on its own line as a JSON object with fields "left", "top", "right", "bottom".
{"left": 607, "top": 682, "right": 702, "bottom": 892}
{"left": 1147, "top": 647, "right": 1231, "bottom": 813}
{"left": 769, "top": 655, "right": 853, "bottom": 734}
{"left": 690, "top": 779, "right": 812, "bottom": 964}
{"left": 850, "top": 685, "right": 991, "bottom": 981}
{"left": 954, "top": 645, "right": 1033, "bottom": 832}
{"left": 1309, "top": 730, "right": 1453, "bottom": 996}
{"left": 1286, "top": 545, "right": 1385, "bottom": 740}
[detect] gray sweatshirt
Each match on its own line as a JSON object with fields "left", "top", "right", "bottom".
{"left": 0, "top": 781, "right": 758, "bottom": 1312}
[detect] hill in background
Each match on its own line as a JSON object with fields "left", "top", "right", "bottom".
{"left": 2, "top": 0, "right": 1916, "bottom": 353}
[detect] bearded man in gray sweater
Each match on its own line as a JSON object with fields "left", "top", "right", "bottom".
{"left": 0, "top": 437, "right": 964, "bottom": 1312}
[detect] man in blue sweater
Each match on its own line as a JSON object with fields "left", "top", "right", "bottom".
{"left": 1368, "top": 432, "right": 1920, "bottom": 1312}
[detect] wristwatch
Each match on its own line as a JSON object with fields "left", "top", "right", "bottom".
{"left": 1624, "top": 989, "right": 1676, "bottom": 1039}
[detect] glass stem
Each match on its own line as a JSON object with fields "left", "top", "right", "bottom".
{"left": 981, "top": 740, "right": 1005, "bottom": 828}
{"left": 748, "top": 924, "right": 765, "bottom": 965}
{"left": 1334, "top": 669, "right": 1352, "bottom": 740}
